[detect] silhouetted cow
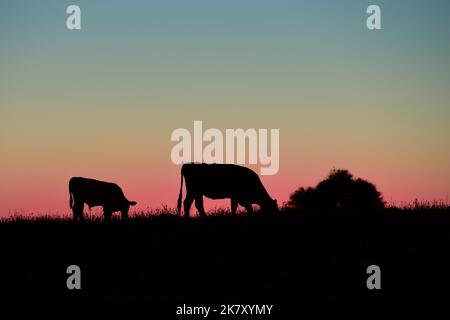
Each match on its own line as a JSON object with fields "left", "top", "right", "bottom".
{"left": 177, "top": 163, "right": 278, "bottom": 217}
{"left": 69, "top": 177, "right": 137, "bottom": 221}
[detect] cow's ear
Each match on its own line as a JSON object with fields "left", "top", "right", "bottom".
{"left": 129, "top": 201, "right": 137, "bottom": 206}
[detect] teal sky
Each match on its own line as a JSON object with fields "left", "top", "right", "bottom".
{"left": 2, "top": 0, "right": 449, "bottom": 100}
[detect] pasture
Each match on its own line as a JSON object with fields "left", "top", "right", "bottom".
{"left": 1, "top": 204, "right": 449, "bottom": 313}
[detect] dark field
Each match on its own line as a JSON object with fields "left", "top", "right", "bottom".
{"left": 1, "top": 206, "right": 450, "bottom": 314}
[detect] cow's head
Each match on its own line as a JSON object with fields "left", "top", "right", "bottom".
{"left": 262, "top": 199, "right": 278, "bottom": 213}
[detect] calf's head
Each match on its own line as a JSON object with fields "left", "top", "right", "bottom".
{"left": 120, "top": 200, "right": 137, "bottom": 218}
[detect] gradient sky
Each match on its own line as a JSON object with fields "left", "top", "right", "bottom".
{"left": 1, "top": 0, "right": 449, "bottom": 216}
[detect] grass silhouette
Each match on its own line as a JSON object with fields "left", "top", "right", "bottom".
{"left": 1, "top": 203, "right": 450, "bottom": 310}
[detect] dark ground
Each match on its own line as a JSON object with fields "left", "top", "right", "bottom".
{"left": 1, "top": 207, "right": 450, "bottom": 315}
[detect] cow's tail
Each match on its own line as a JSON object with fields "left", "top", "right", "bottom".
{"left": 70, "top": 192, "right": 74, "bottom": 209}
{"left": 69, "top": 179, "right": 74, "bottom": 209}
{"left": 177, "top": 165, "right": 185, "bottom": 215}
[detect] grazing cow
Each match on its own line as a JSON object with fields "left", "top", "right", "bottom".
{"left": 177, "top": 163, "right": 278, "bottom": 217}
{"left": 69, "top": 177, "right": 137, "bottom": 221}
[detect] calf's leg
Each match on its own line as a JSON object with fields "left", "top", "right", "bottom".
{"left": 231, "top": 198, "right": 238, "bottom": 215}
{"left": 240, "top": 201, "right": 254, "bottom": 214}
{"left": 103, "top": 207, "right": 112, "bottom": 222}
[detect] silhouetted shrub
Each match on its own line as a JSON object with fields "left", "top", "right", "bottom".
{"left": 288, "top": 169, "right": 384, "bottom": 211}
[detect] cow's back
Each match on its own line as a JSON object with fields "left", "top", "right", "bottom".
{"left": 182, "top": 164, "right": 264, "bottom": 199}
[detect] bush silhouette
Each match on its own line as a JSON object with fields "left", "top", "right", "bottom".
{"left": 288, "top": 169, "right": 384, "bottom": 211}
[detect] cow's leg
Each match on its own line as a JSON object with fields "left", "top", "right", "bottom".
{"left": 195, "top": 195, "right": 207, "bottom": 217}
{"left": 183, "top": 194, "right": 194, "bottom": 218}
{"left": 230, "top": 198, "right": 238, "bottom": 215}
{"left": 71, "top": 205, "right": 77, "bottom": 220}
{"left": 72, "top": 202, "right": 84, "bottom": 221}
{"left": 241, "top": 202, "right": 254, "bottom": 214}
{"left": 103, "top": 206, "right": 112, "bottom": 222}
